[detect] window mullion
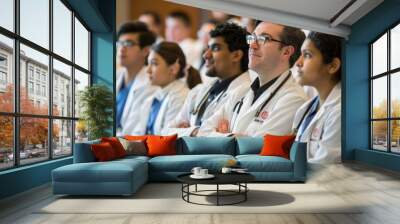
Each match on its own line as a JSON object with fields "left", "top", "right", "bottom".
{"left": 13, "top": 0, "right": 20, "bottom": 167}
{"left": 49, "top": 0, "right": 54, "bottom": 160}
{"left": 387, "top": 30, "right": 391, "bottom": 152}
{"left": 71, "top": 11, "right": 76, "bottom": 154}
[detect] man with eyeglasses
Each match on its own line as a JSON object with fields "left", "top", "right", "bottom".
{"left": 198, "top": 22, "right": 308, "bottom": 137}
{"left": 116, "top": 21, "right": 158, "bottom": 135}
{"left": 163, "top": 23, "right": 252, "bottom": 137}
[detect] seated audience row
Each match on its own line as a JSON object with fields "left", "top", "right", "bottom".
{"left": 116, "top": 20, "right": 342, "bottom": 164}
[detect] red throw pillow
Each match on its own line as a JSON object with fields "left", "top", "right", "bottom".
{"left": 146, "top": 134, "right": 178, "bottom": 157}
{"left": 101, "top": 137, "right": 126, "bottom": 158}
{"left": 91, "top": 142, "right": 117, "bottom": 161}
{"left": 260, "top": 134, "right": 296, "bottom": 159}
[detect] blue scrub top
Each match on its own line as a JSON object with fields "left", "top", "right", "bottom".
{"left": 116, "top": 80, "right": 134, "bottom": 128}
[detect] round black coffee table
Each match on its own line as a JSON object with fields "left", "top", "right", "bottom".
{"left": 177, "top": 173, "right": 255, "bottom": 206}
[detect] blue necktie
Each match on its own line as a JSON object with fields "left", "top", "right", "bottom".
{"left": 298, "top": 97, "right": 319, "bottom": 139}
{"left": 116, "top": 81, "right": 133, "bottom": 128}
{"left": 146, "top": 98, "right": 163, "bottom": 135}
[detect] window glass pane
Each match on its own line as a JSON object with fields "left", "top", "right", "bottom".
{"left": 53, "top": 0, "right": 72, "bottom": 60}
{"left": 391, "top": 24, "right": 400, "bottom": 70}
{"left": 0, "top": 35, "right": 14, "bottom": 112}
{"left": 372, "top": 77, "right": 387, "bottom": 119}
{"left": 372, "top": 33, "right": 387, "bottom": 76}
{"left": 74, "top": 18, "right": 89, "bottom": 70}
{"left": 53, "top": 59, "right": 72, "bottom": 117}
{"left": 391, "top": 72, "right": 400, "bottom": 118}
{"left": 53, "top": 119, "right": 72, "bottom": 157}
{"left": 75, "top": 120, "right": 88, "bottom": 143}
{"left": 372, "top": 121, "right": 388, "bottom": 151}
{"left": 0, "top": 116, "right": 13, "bottom": 170}
{"left": 20, "top": 117, "right": 49, "bottom": 165}
{"left": 0, "top": 0, "right": 14, "bottom": 31}
{"left": 20, "top": 45, "right": 49, "bottom": 115}
{"left": 74, "top": 69, "right": 89, "bottom": 118}
{"left": 20, "top": 0, "right": 49, "bottom": 49}
{"left": 391, "top": 120, "right": 400, "bottom": 153}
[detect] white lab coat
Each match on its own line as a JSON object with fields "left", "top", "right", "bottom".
{"left": 116, "top": 68, "right": 159, "bottom": 136}
{"left": 130, "top": 80, "right": 189, "bottom": 135}
{"left": 165, "top": 71, "right": 253, "bottom": 137}
{"left": 198, "top": 70, "right": 308, "bottom": 137}
{"left": 292, "top": 83, "right": 341, "bottom": 164}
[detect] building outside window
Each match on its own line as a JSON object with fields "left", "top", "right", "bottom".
{"left": 371, "top": 22, "right": 400, "bottom": 154}
{"left": 28, "top": 66, "right": 34, "bottom": 79}
{"left": 28, "top": 81, "right": 34, "bottom": 94}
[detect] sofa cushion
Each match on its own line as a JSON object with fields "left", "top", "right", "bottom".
{"left": 147, "top": 135, "right": 177, "bottom": 157}
{"left": 236, "top": 155, "right": 293, "bottom": 172}
{"left": 118, "top": 138, "right": 147, "bottom": 156}
{"left": 260, "top": 134, "right": 296, "bottom": 159}
{"left": 52, "top": 157, "right": 148, "bottom": 183}
{"left": 177, "top": 137, "right": 235, "bottom": 155}
{"left": 236, "top": 137, "right": 263, "bottom": 155}
{"left": 101, "top": 137, "right": 127, "bottom": 158}
{"left": 148, "top": 154, "right": 235, "bottom": 172}
{"left": 91, "top": 142, "right": 118, "bottom": 161}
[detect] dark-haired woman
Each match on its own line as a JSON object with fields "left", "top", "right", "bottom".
{"left": 131, "top": 42, "right": 190, "bottom": 135}
{"left": 293, "top": 32, "right": 342, "bottom": 164}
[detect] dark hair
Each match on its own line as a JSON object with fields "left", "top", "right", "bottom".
{"left": 307, "top": 31, "right": 342, "bottom": 80}
{"left": 185, "top": 66, "right": 202, "bottom": 89}
{"left": 210, "top": 23, "right": 249, "bottom": 73}
{"left": 167, "top": 11, "right": 191, "bottom": 27}
{"left": 142, "top": 11, "right": 162, "bottom": 26}
{"left": 151, "top": 42, "right": 201, "bottom": 88}
{"left": 117, "top": 21, "right": 156, "bottom": 49}
{"left": 278, "top": 26, "right": 306, "bottom": 67}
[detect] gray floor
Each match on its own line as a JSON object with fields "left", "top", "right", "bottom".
{"left": 1, "top": 162, "right": 400, "bottom": 224}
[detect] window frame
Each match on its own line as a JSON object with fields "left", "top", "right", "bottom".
{"left": 370, "top": 19, "right": 400, "bottom": 154}
{"left": 0, "top": 0, "right": 92, "bottom": 171}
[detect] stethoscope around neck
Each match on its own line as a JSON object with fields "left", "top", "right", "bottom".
{"left": 232, "top": 71, "right": 292, "bottom": 118}
{"left": 190, "top": 85, "right": 227, "bottom": 115}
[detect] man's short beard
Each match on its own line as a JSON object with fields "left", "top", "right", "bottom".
{"left": 206, "top": 68, "right": 218, "bottom": 77}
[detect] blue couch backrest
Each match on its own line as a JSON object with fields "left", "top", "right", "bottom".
{"left": 73, "top": 139, "right": 100, "bottom": 163}
{"left": 176, "top": 137, "right": 236, "bottom": 155}
{"left": 235, "top": 137, "right": 263, "bottom": 155}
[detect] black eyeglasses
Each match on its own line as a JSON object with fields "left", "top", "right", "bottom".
{"left": 116, "top": 40, "right": 139, "bottom": 48}
{"left": 246, "top": 34, "right": 287, "bottom": 46}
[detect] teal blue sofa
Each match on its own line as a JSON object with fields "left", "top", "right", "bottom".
{"left": 52, "top": 137, "right": 306, "bottom": 196}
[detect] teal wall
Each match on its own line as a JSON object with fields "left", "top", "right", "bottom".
{"left": 0, "top": 0, "right": 116, "bottom": 200}
{"left": 344, "top": 0, "right": 400, "bottom": 171}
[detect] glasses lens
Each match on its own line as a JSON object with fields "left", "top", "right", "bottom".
{"left": 117, "top": 40, "right": 135, "bottom": 47}
{"left": 246, "top": 35, "right": 254, "bottom": 44}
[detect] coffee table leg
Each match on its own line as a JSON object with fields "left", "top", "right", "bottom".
{"left": 217, "top": 184, "right": 219, "bottom": 206}
{"left": 245, "top": 183, "right": 247, "bottom": 201}
{"left": 195, "top": 184, "right": 198, "bottom": 192}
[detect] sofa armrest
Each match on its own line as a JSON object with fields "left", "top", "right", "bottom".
{"left": 289, "top": 141, "right": 307, "bottom": 181}
{"left": 73, "top": 140, "right": 100, "bottom": 163}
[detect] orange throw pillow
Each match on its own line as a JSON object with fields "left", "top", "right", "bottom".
{"left": 91, "top": 142, "right": 117, "bottom": 161}
{"left": 260, "top": 134, "right": 296, "bottom": 159}
{"left": 124, "top": 135, "right": 148, "bottom": 141}
{"left": 101, "top": 137, "right": 126, "bottom": 158}
{"left": 146, "top": 134, "right": 178, "bottom": 157}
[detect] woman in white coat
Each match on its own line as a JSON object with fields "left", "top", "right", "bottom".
{"left": 129, "top": 41, "right": 193, "bottom": 135}
{"left": 292, "top": 32, "right": 342, "bottom": 164}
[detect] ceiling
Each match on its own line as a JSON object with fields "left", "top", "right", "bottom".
{"left": 167, "top": 0, "right": 384, "bottom": 38}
